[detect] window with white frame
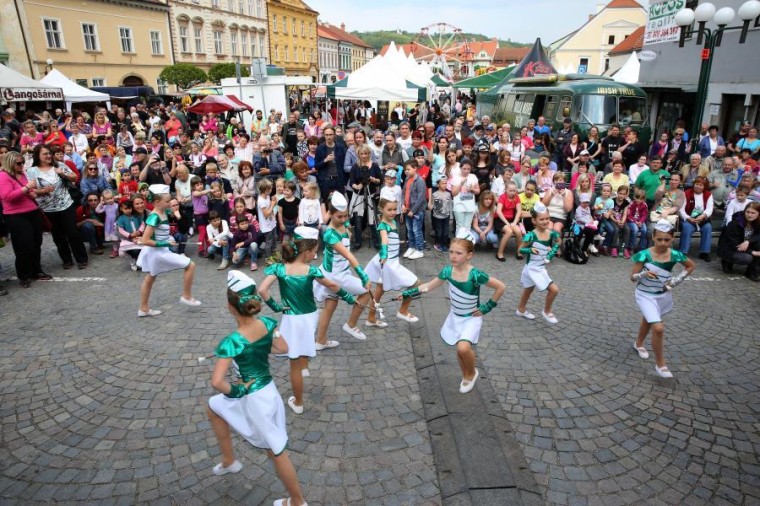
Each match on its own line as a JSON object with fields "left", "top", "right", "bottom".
{"left": 251, "top": 33, "right": 257, "bottom": 56}
{"left": 247, "top": 0, "right": 254, "bottom": 15}
{"left": 230, "top": 31, "right": 238, "bottom": 56}
{"left": 274, "top": 45, "right": 279, "bottom": 60}
{"left": 241, "top": 31, "right": 248, "bottom": 56}
{"left": 259, "top": 34, "right": 264, "bottom": 59}
{"left": 211, "top": 0, "right": 219, "bottom": 7}
{"left": 92, "top": 77, "right": 105, "bottom": 87}
{"left": 284, "top": 45, "right": 289, "bottom": 62}
{"left": 301, "top": 20, "right": 305, "bottom": 37}
{"left": 213, "top": 30, "right": 224, "bottom": 54}
{"left": 273, "top": 15, "right": 277, "bottom": 32}
{"left": 81, "top": 23, "right": 99, "bottom": 51}
{"left": 302, "top": 47, "right": 306, "bottom": 63}
{"left": 119, "top": 27, "right": 134, "bottom": 53}
{"left": 43, "top": 18, "right": 64, "bottom": 49}
{"left": 179, "top": 26, "right": 189, "bottom": 53}
{"left": 256, "top": 0, "right": 262, "bottom": 17}
{"left": 238, "top": 0, "right": 244, "bottom": 14}
{"left": 194, "top": 26, "right": 203, "bottom": 53}
{"left": 227, "top": 0, "right": 234, "bottom": 11}
{"left": 150, "top": 31, "right": 163, "bottom": 55}
{"left": 294, "top": 46, "right": 298, "bottom": 62}
{"left": 157, "top": 78, "right": 168, "bottom": 94}
{"left": 283, "top": 16, "right": 287, "bottom": 34}
{"left": 291, "top": 18, "right": 295, "bottom": 35}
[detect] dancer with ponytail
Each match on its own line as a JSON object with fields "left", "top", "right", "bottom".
{"left": 258, "top": 227, "right": 356, "bottom": 414}
{"left": 401, "top": 230, "right": 505, "bottom": 393}
{"left": 313, "top": 192, "right": 373, "bottom": 348}
{"left": 630, "top": 219, "right": 695, "bottom": 378}
{"left": 206, "top": 271, "right": 307, "bottom": 506}
{"left": 136, "top": 184, "right": 201, "bottom": 316}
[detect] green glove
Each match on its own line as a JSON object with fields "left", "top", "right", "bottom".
{"left": 402, "top": 287, "right": 421, "bottom": 299}
{"left": 477, "top": 299, "right": 497, "bottom": 315}
{"left": 265, "top": 296, "right": 284, "bottom": 312}
{"left": 225, "top": 383, "right": 247, "bottom": 398}
{"left": 354, "top": 265, "right": 369, "bottom": 286}
{"left": 519, "top": 246, "right": 533, "bottom": 255}
{"left": 155, "top": 240, "right": 170, "bottom": 248}
{"left": 379, "top": 244, "right": 388, "bottom": 260}
{"left": 336, "top": 288, "right": 355, "bottom": 305}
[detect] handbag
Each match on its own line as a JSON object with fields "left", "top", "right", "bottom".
{"left": 62, "top": 176, "right": 83, "bottom": 204}
{"left": 39, "top": 209, "right": 52, "bottom": 233}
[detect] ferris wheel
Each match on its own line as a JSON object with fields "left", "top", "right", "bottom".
{"left": 411, "top": 23, "right": 471, "bottom": 79}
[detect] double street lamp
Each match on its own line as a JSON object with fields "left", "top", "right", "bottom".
{"left": 674, "top": 0, "right": 760, "bottom": 147}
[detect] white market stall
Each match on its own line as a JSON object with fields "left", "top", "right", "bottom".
{"left": 40, "top": 69, "right": 111, "bottom": 110}
{"left": 219, "top": 73, "right": 313, "bottom": 128}
{"left": 612, "top": 51, "right": 641, "bottom": 85}
{"left": 0, "top": 64, "right": 63, "bottom": 103}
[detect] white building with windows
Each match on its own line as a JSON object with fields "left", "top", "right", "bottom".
{"left": 168, "top": 0, "right": 269, "bottom": 79}
{"left": 317, "top": 24, "right": 339, "bottom": 83}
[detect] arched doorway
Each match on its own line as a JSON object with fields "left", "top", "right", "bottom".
{"left": 122, "top": 75, "right": 145, "bottom": 86}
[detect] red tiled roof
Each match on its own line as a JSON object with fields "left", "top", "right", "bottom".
{"left": 609, "top": 26, "right": 645, "bottom": 55}
{"left": 317, "top": 25, "right": 340, "bottom": 41}
{"left": 319, "top": 23, "right": 372, "bottom": 48}
{"left": 606, "top": 0, "right": 643, "bottom": 8}
{"left": 492, "top": 47, "right": 530, "bottom": 65}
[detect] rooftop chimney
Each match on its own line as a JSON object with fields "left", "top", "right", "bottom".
{"left": 341, "top": 23, "right": 345, "bottom": 32}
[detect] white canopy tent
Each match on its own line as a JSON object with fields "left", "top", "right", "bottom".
{"left": 40, "top": 69, "right": 111, "bottom": 109}
{"left": 0, "top": 64, "right": 63, "bottom": 103}
{"left": 612, "top": 51, "right": 641, "bottom": 84}
{"left": 327, "top": 43, "right": 426, "bottom": 102}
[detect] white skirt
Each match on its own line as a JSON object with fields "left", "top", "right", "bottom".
{"left": 440, "top": 310, "right": 482, "bottom": 346}
{"left": 520, "top": 264, "right": 552, "bottom": 291}
{"left": 136, "top": 247, "right": 190, "bottom": 276}
{"left": 313, "top": 266, "right": 367, "bottom": 302}
{"left": 208, "top": 381, "right": 288, "bottom": 454}
{"left": 279, "top": 311, "right": 318, "bottom": 359}
{"left": 635, "top": 289, "right": 673, "bottom": 324}
{"left": 365, "top": 256, "right": 417, "bottom": 292}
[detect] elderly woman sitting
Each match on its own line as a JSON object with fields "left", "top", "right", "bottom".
{"left": 678, "top": 176, "right": 714, "bottom": 261}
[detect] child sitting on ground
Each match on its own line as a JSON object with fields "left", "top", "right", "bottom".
{"left": 206, "top": 210, "right": 231, "bottom": 270}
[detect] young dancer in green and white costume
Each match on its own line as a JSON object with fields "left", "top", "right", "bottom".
{"left": 365, "top": 198, "right": 420, "bottom": 326}
{"left": 258, "top": 226, "right": 356, "bottom": 414}
{"left": 206, "top": 271, "right": 307, "bottom": 506}
{"left": 136, "top": 184, "right": 201, "bottom": 317}
{"left": 630, "top": 219, "right": 695, "bottom": 379}
{"left": 402, "top": 230, "right": 505, "bottom": 394}
{"left": 313, "top": 192, "right": 373, "bottom": 347}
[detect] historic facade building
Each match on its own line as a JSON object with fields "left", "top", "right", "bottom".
{"left": 266, "top": 0, "right": 318, "bottom": 79}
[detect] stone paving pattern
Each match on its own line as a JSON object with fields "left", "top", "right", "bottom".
{"left": 2, "top": 236, "right": 760, "bottom": 505}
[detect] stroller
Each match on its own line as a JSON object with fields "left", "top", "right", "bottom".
{"left": 563, "top": 222, "right": 589, "bottom": 265}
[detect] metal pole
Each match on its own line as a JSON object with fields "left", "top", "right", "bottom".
{"left": 690, "top": 30, "right": 712, "bottom": 151}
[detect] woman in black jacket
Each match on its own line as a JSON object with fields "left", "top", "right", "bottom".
{"left": 718, "top": 201, "right": 760, "bottom": 281}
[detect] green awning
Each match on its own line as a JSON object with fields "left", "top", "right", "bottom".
{"left": 431, "top": 74, "right": 449, "bottom": 86}
{"left": 477, "top": 67, "right": 518, "bottom": 104}
{"left": 454, "top": 67, "right": 514, "bottom": 89}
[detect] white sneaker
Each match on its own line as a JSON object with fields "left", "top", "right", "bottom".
{"left": 342, "top": 322, "right": 366, "bottom": 340}
{"left": 515, "top": 309, "right": 536, "bottom": 320}
{"left": 588, "top": 244, "right": 599, "bottom": 254}
{"left": 212, "top": 460, "right": 242, "bottom": 476}
{"left": 137, "top": 309, "right": 161, "bottom": 317}
{"left": 542, "top": 311, "right": 558, "bottom": 324}
{"left": 288, "top": 396, "right": 304, "bottom": 414}
{"left": 655, "top": 365, "right": 673, "bottom": 378}
{"left": 396, "top": 312, "right": 419, "bottom": 323}
{"left": 365, "top": 320, "right": 388, "bottom": 328}
{"left": 301, "top": 368, "right": 310, "bottom": 377}
{"left": 315, "top": 340, "right": 339, "bottom": 351}
{"left": 459, "top": 368, "right": 479, "bottom": 394}
{"left": 179, "top": 296, "right": 202, "bottom": 307}
{"left": 408, "top": 250, "right": 424, "bottom": 260}
{"left": 403, "top": 248, "right": 416, "bottom": 258}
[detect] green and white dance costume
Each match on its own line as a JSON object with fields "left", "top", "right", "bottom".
{"left": 207, "top": 316, "right": 288, "bottom": 455}
{"left": 313, "top": 226, "right": 369, "bottom": 302}
{"left": 436, "top": 265, "right": 492, "bottom": 346}
{"left": 631, "top": 249, "right": 688, "bottom": 323}
{"left": 365, "top": 222, "right": 417, "bottom": 291}
{"left": 264, "top": 263, "right": 352, "bottom": 359}
{"left": 519, "top": 230, "right": 560, "bottom": 291}
{"left": 136, "top": 212, "right": 191, "bottom": 276}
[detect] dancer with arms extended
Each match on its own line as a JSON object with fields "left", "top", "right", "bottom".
{"left": 136, "top": 184, "right": 201, "bottom": 316}
{"left": 402, "top": 231, "right": 505, "bottom": 393}
{"left": 630, "top": 219, "right": 695, "bottom": 378}
{"left": 258, "top": 227, "right": 356, "bottom": 415}
{"left": 206, "top": 271, "right": 307, "bottom": 506}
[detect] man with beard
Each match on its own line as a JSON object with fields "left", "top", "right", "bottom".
{"left": 601, "top": 124, "right": 622, "bottom": 167}
{"left": 283, "top": 113, "right": 299, "bottom": 155}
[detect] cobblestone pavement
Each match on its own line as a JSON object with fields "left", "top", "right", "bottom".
{"left": 1, "top": 235, "right": 759, "bottom": 505}
{"left": 0, "top": 241, "right": 439, "bottom": 505}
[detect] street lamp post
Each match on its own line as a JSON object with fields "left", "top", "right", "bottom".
{"left": 675, "top": 0, "right": 760, "bottom": 149}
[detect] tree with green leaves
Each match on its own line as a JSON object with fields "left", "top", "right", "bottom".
{"left": 159, "top": 64, "right": 207, "bottom": 90}
{"left": 208, "top": 63, "right": 250, "bottom": 84}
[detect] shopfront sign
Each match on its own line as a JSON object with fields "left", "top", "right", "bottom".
{"left": 644, "top": 0, "right": 686, "bottom": 45}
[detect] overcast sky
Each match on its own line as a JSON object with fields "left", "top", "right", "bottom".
{"left": 308, "top": 0, "right": 647, "bottom": 45}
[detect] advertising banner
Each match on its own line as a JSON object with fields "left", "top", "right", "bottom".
{"left": 644, "top": 0, "right": 686, "bottom": 45}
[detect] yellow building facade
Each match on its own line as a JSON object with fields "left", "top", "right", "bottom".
{"left": 266, "top": 0, "right": 318, "bottom": 79}
{"left": 17, "top": 0, "right": 173, "bottom": 89}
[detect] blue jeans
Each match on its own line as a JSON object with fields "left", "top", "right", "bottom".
{"left": 432, "top": 216, "right": 449, "bottom": 247}
{"left": 208, "top": 243, "right": 230, "bottom": 259}
{"left": 679, "top": 219, "right": 712, "bottom": 254}
{"left": 626, "top": 222, "right": 648, "bottom": 252}
{"left": 80, "top": 221, "right": 103, "bottom": 251}
{"left": 407, "top": 211, "right": 424, "bottom": 251}
{"left": 232, "top": 243, "right": 259, "bottom": 265}
{"left": 599, "top": 220, "right": 617, "bottom": 248}
{"left": 172, "top": 232, "right": 188, "bottom": 254}
{"left": 471, "top": 228, "right": 499, "bottom": 246}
